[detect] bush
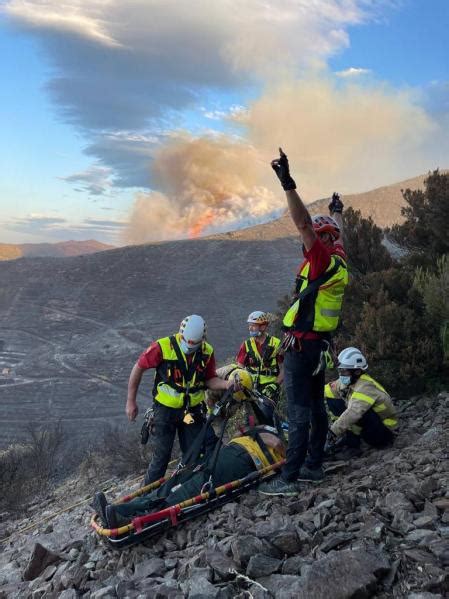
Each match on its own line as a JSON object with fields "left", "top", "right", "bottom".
{"left": 389, "top": 170, "right": 449, "bottom": 264}
{"left": 335, "top": 271, "right": 443, "bottom": 396}
{"left": 414, "top": 254, "right": 449, "bottom": 361}
{"left": 342, "top": 208, "right": 394, "bottom": 275}
{"left": 0, "top": 421, "right": 68, "bottom": 512}
{"left": 77, "top": 425, "right": 150, "bottom": 487}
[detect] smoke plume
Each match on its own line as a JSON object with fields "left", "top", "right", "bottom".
{"left": 124, "top": 75, "right": 440, "bottom": 243}
{"left": 124, "top": 135, "right": 281, "bottom": 243}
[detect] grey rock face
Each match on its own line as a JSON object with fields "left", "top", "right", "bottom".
{"left": 246, "top": 554, "right": 282, "bottom": 578}
{"left": 22, "top": 542, "right": 65, "bottom": 581}
{"left": 292, "top": 548, "right": 390, "bottom": 599}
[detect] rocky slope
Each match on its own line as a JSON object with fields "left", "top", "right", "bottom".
{"left": 0, "top": 391, "right": 448, "bottom": 598}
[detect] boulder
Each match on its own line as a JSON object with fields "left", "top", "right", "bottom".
{"left": 319, "top": 532, "right": 354, "bottom": 553}
{"left": 231, "top": 536, "right": 279, "bottom": 566}
{"left": 134, "top": 557, "right": 166, "bottom": 578}
{"left": 246, "top": 554, "right": 282, "bottom": 578}
{"left": 256, "top": 574, "right": 303, "bottom": 597}
{"left": 22, "top": 542, "right": 65, "bottom": 581}
{"left": 269, "top": 529, "right": 301, "bottom": 555}
{"left": 205, "top": 550, "right": 237, "bottom": 582}
{"left": 291, "top": 548, "right": 389, "bottom": 599}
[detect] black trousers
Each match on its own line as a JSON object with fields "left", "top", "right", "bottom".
{"left": 326, "top": 397, "right": 394, "bottom": 448}
{"left": 282, "top": 339, "right": 328, "bottom": 481}
{"left": 117, "top": 444, "right": 255, "bottom": 518}
{"left": 144, "top": 402, "right": 206, "bottom": 485}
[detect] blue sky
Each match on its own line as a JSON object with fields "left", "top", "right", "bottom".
{"left": 0, "top": 0, "right": 448, "bottom": 245}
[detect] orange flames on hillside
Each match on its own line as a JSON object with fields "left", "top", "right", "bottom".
{"left": 188, "top": 210, "right": 215, "bottom": 238}
{"left": 124, "top": 136, "right": 282, "bottom": 243}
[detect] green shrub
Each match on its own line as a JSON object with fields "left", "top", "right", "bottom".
{"left": 335, "top": 274, "right": 443, "bottom": 396}
{"left": 342, "top": 207, "right": 394, "bottom": 275}
{"left": 389, "top": 170, "right": 449, "bottom": 264}
{"left": 414, "top": 254, "right": 449, "bottom": 361}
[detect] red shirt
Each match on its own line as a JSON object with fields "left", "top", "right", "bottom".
{"left": 294, "top": 237, "right": 346, "bottom": 340}
{"left": 236, "top": 337, "right": 284, "bottom": 366}
{"left": 138, "top": 341, "right": 217, "bottom": 380}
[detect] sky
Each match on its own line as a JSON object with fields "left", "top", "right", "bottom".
{"left": 0, "top": 0, "right": 448, "bottom": 245}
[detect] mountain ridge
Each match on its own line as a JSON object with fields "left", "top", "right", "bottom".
{"left": 0, "top": 240, "right": 114, "bottom": 261}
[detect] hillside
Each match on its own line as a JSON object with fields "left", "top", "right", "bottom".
{"left": 0, "top": 237, "right": 299, "bottom": 448}
{"left": 208, "top": 173, "right": 427, "bottom": 242}
{"left": 0, "top": 240, "right": 114, "bottom": 261}
{"left": 0, "top": 391, "right": 447, "bottom": 598}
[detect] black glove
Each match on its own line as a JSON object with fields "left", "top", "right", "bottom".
{"left": 329, "top": 192, "right": 344, "bottom": 214}
{"left": 271, "top": 148, "right": 296, "bottom": 191}
{"left": 324, "top": 430, "right": 341, "bottom": 455}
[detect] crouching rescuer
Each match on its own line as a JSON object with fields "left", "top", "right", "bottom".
{"left": 325, "top": 347, "right": 398, "bottom": 458}
{"left": 126, "top": 315, "right": 233, "bottom": 485}
{"left": 259, "top": 149, "right": 349, "bottom": 496}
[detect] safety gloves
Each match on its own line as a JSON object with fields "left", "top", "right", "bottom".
{"left": 329, "top": 192, "right": 344, "bottom": 214}
{"left": 271, "top": 147, "right": 297, "bottom": 191}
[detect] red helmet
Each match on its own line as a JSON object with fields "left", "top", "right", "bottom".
{"left": 312, "top": 214, "right": 340, "bottom": 241}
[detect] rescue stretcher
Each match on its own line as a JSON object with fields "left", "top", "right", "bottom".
{"left": 90, "top": 458, "right": 284, "bottom": 548}
{"left": 91, "top": 386, "right": 286, "bottom": 548}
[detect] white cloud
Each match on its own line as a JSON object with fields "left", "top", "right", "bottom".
{"left": 5, "top": 0, "right": 121, "bottom": 46}
{"left": 4, "top": 0, "right": 380, "bottom": 179}
{"left": 3, "top": 213, "right": 126, "bottom": 243}
{"left": 336, "top": 67, "right": 372, "bottom": 77}
{"left": 59, "top": 165, "right": 113, "bottom": 195}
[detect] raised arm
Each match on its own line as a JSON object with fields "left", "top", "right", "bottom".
{"left": 271, "top": 148, "right": 317, "bottom": 251}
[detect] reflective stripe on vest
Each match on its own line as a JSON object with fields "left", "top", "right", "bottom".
{"left": 283, "top": 255, "right": 348, "bottom": 333}
{"left": 244, "top": 335, "right": 280, "bottom": 386}
{"left": 154, "top": 334, "right": 213, "bottom": 409}
{"left": 324, "top": 383, "right": 336, "bottom": 399}
{"left": 230, "top": 436, "right": 283, "bottom": 470}
{"left": 351, "top": 391, "right": 375, "bottom": 405}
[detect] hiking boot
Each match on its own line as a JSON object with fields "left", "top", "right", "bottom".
{"left": 105, "top": 505, "right": 118, "bottom": 529}
{"left": 92, "top": 492, "right": 108, "bottom": 527}
{"left": 258, "top": 476, "right": 301, "bottom": 497}
{"left": 297, "top": 465, "right": 325, "bottom": 483}
{"left": 106, "top": 505, "right": 131, "bottom": 529}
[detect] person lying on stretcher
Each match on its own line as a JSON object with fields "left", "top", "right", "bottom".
{"left": 92, "top": 369, "right": 285, "bottom": 529}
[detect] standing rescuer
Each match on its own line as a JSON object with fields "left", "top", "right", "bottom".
{"left": 236, "top": 311, "right": 284, "bottom": 402}
{"left": 259, "top": 149, "right": 349, "bottom": 496}
{"left": 126, "top": 314, "right": 233, "bottom": 485}
{"left": 325, "top": 347, "right": 398, "bottom": 459}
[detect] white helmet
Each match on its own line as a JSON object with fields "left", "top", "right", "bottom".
{"left": 179, "top": 315, "right": 206, "bottom": 354}
{"left": 247, "top": 311, "right": 269, "bottom": 325}
{"left": 337, "top": 347, "right": 368, "bottom": 371}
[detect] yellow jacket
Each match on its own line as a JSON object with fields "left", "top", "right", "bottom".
{"left": 326, "top": 374, "right": 398, "bottom": 436}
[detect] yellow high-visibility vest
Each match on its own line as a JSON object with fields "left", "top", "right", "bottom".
{"left": 153, "top": 334, "right": 213, "bottom": 409}
{"left": 244, "top": 335, "right": 281, "bottom": 386}
{"left": 283, "top": 255, "right": 348, "bottom": 333}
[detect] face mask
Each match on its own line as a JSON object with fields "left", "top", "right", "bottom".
{"left": 249, "top": 330, "right": 262, "bottom": 337}
{"left": 339, "top": 375, "right": 352, "bottom": 387}
{"left": 180, "top": 339, "right": 200, "bottom": 354}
